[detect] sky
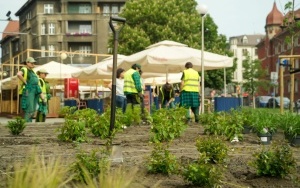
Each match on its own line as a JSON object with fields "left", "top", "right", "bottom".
{"left": 0, "top": 0, "right": 297, "bottom": 40}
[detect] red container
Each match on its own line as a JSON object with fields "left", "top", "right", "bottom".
{"left": 64, "top": 78, "right": 79, "bottom": 98}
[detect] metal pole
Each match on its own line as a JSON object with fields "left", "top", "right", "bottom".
{"left": 201, "top": 15, "right": 205, "bottom": 114}
{"left": 109, "top": 16, "right": 126, "bottom": 136}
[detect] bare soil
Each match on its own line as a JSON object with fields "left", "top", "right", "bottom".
{"left": 0, "top": 121, "right": 300, "bottom": 188}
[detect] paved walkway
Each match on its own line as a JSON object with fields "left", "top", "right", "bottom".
{"left": 0, "top": 117, "right": 65, "bottom": 125}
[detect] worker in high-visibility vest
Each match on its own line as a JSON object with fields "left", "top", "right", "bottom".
{"left": 180, "top": 62, "right": 201, "bottom": 124}
{"left": 36, "top": 69, "right": 51, "bottom": 122}
{"left": 124, "top": 64, "right": 143, "bottom": 121}
{"left": 158, "top": 82, "right": 175, "bottom": 109}
{"left": 17, "top": 57, "right": 46, "bottom": 122}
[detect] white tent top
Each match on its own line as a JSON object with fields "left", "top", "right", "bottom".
{"left": 0, "top": 61, "right": 82, "bottom": 90}
{"left": 109, "top": 40, "right": 233, "bottom": 74}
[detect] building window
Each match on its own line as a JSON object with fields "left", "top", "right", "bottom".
{"left": 288, "top": 80, "right": 291, "bottom": 93}
{"left": 48, "top": 23, "right": 55, "bottom": 35}
{"left": 68, "top": 3, "right": 91, "bottom": 14}
{"left": 48, "top": 45, "right": 55, "bottom": 57}
{"left": 44, "top": 4, "right": 54, "bottom": 14}
{"left": 294, "top": 37, "right": 299, "bottom": 46}
{"left": 295, "top": 79, "right": 298, "bottom": 93}
{"left": 242, "top": 49, "right": 248, "bottom": 56}
{"left": 103, "top": 4, "right": 110, "bottom": 16}
{"left": 281, "top": 43, "right": 285, "bottom": 52}
{"left": 242, "top": 36, "right": 248, "bottom": 44}
{"left": 41, "top": 24, "right": 46, "bottom": 35}
{"left": 26, "top": 11, "right": 31, "bottom": 20}
{"left": 79, "top": 46, "right": 91, "bottom": 56}
{"left": 255, "top": 49, "right": 258, "bottom": 56}
{"left": 41, "top": 46, "right": 46, "bottom": 57}
{"left": 79, "top": 25, "right": 91, "bottom": 34}
{"left": 112, "top": 5, "right": 118, "bottom": 15}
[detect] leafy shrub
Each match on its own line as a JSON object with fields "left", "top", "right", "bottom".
{"left": 59, "top": 106, "right": 76, "bottom": 118}
{"left": 146, "top": 143, "right": 179, "bottom": 175}
{"left": 72, "top": 108, "right": 99, "bottom": 128}
{"left": 250, "top": 141, "right": 297, "bottom": 178}
{"left": 89, "top": 108, "right": 123, "bottom": 139}
{"left": 57, "top": 119, "right": 87, "bottom": 142}
{"left": 195, "top": 136, "right": 228, "bottom": 164}
{"left": 150, "top": 106, "right": 187, "bottom": 143}
{"left": 182, "top": 158, "right": 222, "bottom": 187}
{"left": 6, "top": 116, "right": 26, "bottom": 135}
{"left": 70, "top": 149, "right": 109, "bottom": 183}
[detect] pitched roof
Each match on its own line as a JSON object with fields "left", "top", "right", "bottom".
{"left": 1, "top": 21, "right": 19, "bottom": 39}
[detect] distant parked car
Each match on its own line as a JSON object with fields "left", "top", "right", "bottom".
{"left": 266, "top": 97, "right": 290, "bottom": 109}
{"left": 256, "top": 96, "right": 272, "bottom": 108}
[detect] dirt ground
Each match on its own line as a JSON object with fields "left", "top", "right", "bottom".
{"left": 0, "top": 121, "right": 300, "bottom": 188}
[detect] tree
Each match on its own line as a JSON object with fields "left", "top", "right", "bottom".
{"left": 242, "top": 56, "right": 269, "bottom": 108}
{"left": 109, "top": 0, "right": 235, "bottom": 89}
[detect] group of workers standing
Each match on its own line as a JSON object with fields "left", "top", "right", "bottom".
{"left": 17, "top": 57, "right": 200, "bottom": 124}
{"left": 111, "top": 61, "right": 201, "bottom": 124}
{"left": 17, "top": 57, "right": 51, "bottom": 123}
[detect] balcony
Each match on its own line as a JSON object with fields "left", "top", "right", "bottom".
{"left": 66, "top": 32, "right": 92, "bottom": 36}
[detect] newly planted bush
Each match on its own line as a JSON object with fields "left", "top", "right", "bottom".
{"left": 146, "top": 143, "right": 179, "bottom": 175}
{"left": 57, "top": 119, "right": 87, "bottom": 142}
{"left": 6, "top": 116, "right": 26, "bottom": 135}
{"left": 195, "top": 136, "right": 228, "bottom": 164}
{"left": 250, "top": 141, "right": 296, "bottom": 178}
{"left": 70, "top": 149, "right": 109, "bottom": 183}
{"left": 182, "top": 159, "right": 222, "bottom": 187}
{"left": 150, "top": 106, "right": 186, "bottom": 143}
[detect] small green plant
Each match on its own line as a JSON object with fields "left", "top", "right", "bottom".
{"left": 57, "top": 119, "right": 87, "bottom": 142}
{"left": 70, "top": 149, "right": 110, "bottom": 183}
{"left": 150, "top": 106, "right": 187, "bottom": 143}
{"left": 195, "top": 136, "right": 228, "bottom": 164}
{"left": 250, "top": 141, "right": 297, "bottom": 178}
{"left": 181, "top": 155, "right": 222, "bottom": 187}
{"left": 6, "top": 116, "right": 26, "bottom": 135}
{"left": 146, "top": 143, "right": 179, "bottom": 175}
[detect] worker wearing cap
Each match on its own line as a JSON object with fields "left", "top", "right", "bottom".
{"left": 123, "top": 64, "right": 143, "bottom": 116}
{"left": 36, "top": 69, "right": 51, "bottom": 122}
{"left": 17, "top": 57, "right": 46, "bottom": 122}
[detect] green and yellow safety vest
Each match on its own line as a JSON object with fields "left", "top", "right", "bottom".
{"left": 124, "top": 69, "right": 138, "bottom": 93}
{"left": 182, "top": 69, "right": 200, "bottom": 92}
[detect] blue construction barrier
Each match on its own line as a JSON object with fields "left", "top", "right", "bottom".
{"left": 214, "top": 97, "right": 241, "bottom": 112}
{"left": 86, "top": 98, "right": 104, "bottom": 114}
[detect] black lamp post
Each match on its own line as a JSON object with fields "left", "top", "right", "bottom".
{"left": 109, "top": 16, "right": 126, "bottom": 137}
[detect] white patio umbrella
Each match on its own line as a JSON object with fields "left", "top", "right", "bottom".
{"left": 108, "top": 40, "right": 233, "bottom": 77}
{"left": 72, "top": 54, "right": 127, "bottom": 79}
{"left": 143, "top": 73, "right": 182, "bottom": 86}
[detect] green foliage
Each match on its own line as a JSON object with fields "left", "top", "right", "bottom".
{"left": 278, "top": 112, "right": 300, "bottom": 139}
{"left": 146, "top": 143, "right": 179, "bottom": 175}
{"left": 89, "top": 108, "right": 123, "bottom": 139}
{"left": 72, "top": 108, "right": 99, "bottom": 128}
{"left": 243, "top": 56, "right": 269, "bottom": 97}
{"left": 202, "top": 109, "right": 244, "bottom": 141}
{"left": 57, "top": 119, "right": 87, "bottom": 142}
{"left": 182, "top": 155, "right": 222, "bottom": 187}
{"left": 250, "top": 141, "right": 297, "bottom": 178}
{"left": 150, "top": 106, "right": 187, "bottom": 143}
{"left": 70, "top": 149, "right": 109, "bottom": 183}
{"left": 6, "top": 116, "right": 26, "bottom": 135}
{"left": 58, "top": 106, "right": 76, "bottom": 118}
{"left": 195, "top": 136, "right": 228, "bottom": 164}
{"left": 122, "top": 105, "right": 143, "bottom": 126}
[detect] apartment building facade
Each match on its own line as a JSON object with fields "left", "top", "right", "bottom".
{"left": 1, "top": 0, "right": 126, "bottom": 75}
{"left": 229, "top": 34, "right": 264, "bottom": 84}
